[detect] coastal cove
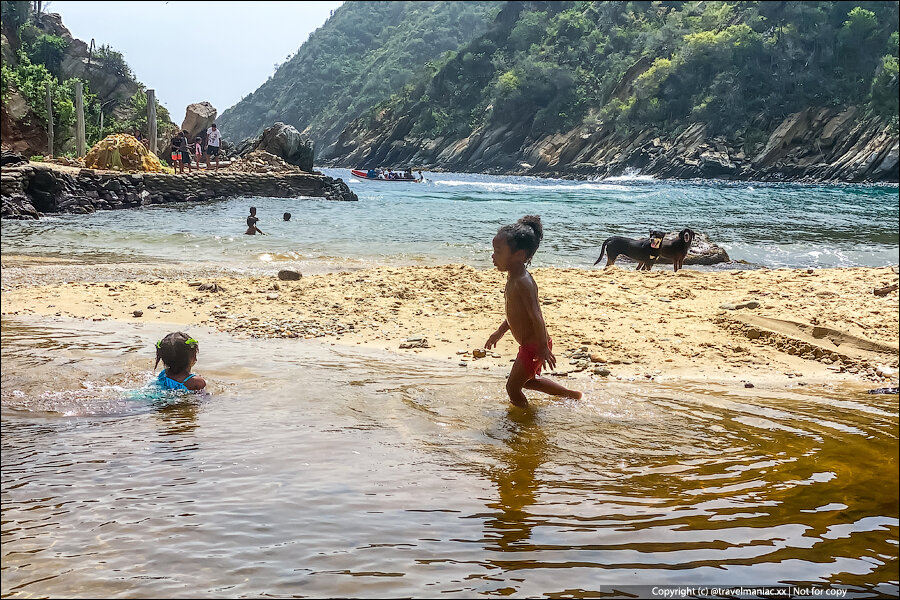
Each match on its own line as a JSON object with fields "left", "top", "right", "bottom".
{"left": 3, "top": 1, "right": 900, "bottom": 596}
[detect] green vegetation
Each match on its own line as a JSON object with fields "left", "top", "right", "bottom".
{"left": 1, "top": 0, "right": 170, "bottom": 153}
{"left": 366, "top": 1, "right": 898, "bottom": 145}
{"left": 217, "top": 1, "right": 502, "bottom": 144}
{"left": 105, "top": 90, "right": 173, "bottom": 141}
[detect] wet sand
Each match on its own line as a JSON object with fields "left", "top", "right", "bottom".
{"left": 3, "top": 260, "right": 898, "bottom": 391}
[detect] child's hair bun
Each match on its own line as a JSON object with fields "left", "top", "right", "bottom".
{"left": 519, "top": 215, "right": 543, "bottom": 242}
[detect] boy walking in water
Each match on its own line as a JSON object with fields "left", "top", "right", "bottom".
{"left": 485, "top": 215, "right": 582, "bottom": 407}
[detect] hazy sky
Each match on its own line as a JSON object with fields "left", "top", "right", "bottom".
{"left": 50, "top": 1, "right": 344, "bottom": 128}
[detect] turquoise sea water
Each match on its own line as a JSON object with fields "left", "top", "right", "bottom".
{"left": 1, "top": 170, "right": 897, "bottom": 270}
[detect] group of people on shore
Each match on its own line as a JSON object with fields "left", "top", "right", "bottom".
{"left": 167, "top": 123, "right": 223, "bottom": 174}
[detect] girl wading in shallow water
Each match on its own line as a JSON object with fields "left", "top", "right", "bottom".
{"left": 485, "top": 215, "right": 582, "bottom": 407}
{"left": 155, "top": 332, "right": 206, "bottom": 391}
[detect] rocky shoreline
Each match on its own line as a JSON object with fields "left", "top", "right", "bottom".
{"left": 1, "top": 153, "right": 357, "bottom": 220}
{"left": 322, "top": 106, "right": 899, "bottom": 184}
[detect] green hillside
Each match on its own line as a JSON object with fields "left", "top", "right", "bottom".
{"left": 216, "top": 1, "right": 501, "bottom": 145}
{"left": 1, "top": 1, "right": 175, "bottom": 156}
{"left": 365, "top": 0, "right": 898, "bottom": 146}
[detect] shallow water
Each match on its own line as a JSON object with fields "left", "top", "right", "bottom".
{"left": 1, "top": 171, "right": 897, "bottom": 270}
{"left": 2, "top": 317, "right": 897, "bottom": 597}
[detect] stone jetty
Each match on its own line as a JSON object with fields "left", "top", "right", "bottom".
{"left": 1, "top": 158, "right": 357, "bottom": 220}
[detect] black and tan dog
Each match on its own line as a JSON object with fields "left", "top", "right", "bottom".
{"left": 593, "top": 230, "right": 666, "bottom": 270}
{"left": 658, "top": 228, "right": 696, "bottom": 272}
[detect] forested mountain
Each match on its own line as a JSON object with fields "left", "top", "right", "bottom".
{"left": 216, "top": 1, "right": 501, "bottom": 146}
{"left": 320, "top": 0, "right": 898, "bottom": 182}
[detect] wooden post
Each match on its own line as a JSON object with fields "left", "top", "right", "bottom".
{"left": 147, "top": 89, "right": 157, "bottom": 154}
{"left": 45, "top": 83, "right": 54, "bottom": 158}
{"left": 74, "top": 80, "right": 86, "bottom": 157}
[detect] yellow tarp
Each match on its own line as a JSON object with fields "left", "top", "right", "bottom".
{"left": 84, "top": 134, "right": 171, "bottom": 173}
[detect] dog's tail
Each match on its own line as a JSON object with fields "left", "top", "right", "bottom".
{"left": 593, "top": 239, "right": 609, "bottom": 266}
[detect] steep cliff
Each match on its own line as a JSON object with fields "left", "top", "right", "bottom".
{"left": 325, "top": 103, "right": 898, "bottom": 182}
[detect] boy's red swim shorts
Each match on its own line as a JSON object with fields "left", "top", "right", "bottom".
{"left": 516, "top": 337, "right": 552, "bottom": 379}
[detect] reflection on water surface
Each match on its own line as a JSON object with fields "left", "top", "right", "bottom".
{"left": 2, "top": 317, "right": 897, "bottom": 598}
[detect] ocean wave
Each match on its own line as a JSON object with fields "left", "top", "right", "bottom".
{"left": 433, "top": 179, "right": 640, "bottom": 193}
{"left": 594, "top": 167, "right": 657, "bottom": 182}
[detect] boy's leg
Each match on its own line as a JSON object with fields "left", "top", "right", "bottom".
{"left": 525, "top": 376, "right": 582, "bottom": 400}
{"left": 506, "top": 358, "right": 535, "bottom": 407}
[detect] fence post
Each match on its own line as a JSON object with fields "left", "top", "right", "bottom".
{"left": 147, "top": 89, "right": 157, "bottom": 155}
{"left": 46, "top": 83, "right": 54, "bottom": 157}
{"left": 74, "top": 80, "right": 86, "bottom": 157}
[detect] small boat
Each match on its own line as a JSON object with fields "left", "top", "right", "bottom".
{"left": 350, "top": 169, "right": 422, "bottom": 182}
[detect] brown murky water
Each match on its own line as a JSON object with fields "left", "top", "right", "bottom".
{"left": 2, "top": 317, "right": 897, "bottom": 598}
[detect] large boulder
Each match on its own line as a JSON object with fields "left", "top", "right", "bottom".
{"left": 181, "top": 102, "right": 217, "bottom": 141}
{"left": 234, "top": 122, "right": 314, "bottom": 172}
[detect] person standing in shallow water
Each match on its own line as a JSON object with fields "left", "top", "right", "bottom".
{"left": 245, "top": 206, "right": 265, "bottom": 235}
{"left": 485, "top": 215, "right": 582, "bottom": 407}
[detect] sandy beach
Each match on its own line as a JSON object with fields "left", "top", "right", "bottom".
{"left": 2, "top": 260, "right": 898, "bottom": 390}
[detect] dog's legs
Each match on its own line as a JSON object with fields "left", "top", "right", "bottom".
{"left": 605, "top": 254, "right": 617, "bottom": 269}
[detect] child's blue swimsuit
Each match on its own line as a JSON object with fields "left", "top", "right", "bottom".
{"left": 156, "top": 370, "right": 196, "bottom": 391}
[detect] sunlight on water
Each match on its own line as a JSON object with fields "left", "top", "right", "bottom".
{"left": 2, "top": 171, "right": 897, "bottom": 271}
{"left": 2, "top": 317, "right": 897, "bottom": 597}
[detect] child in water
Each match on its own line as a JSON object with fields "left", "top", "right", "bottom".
{"left": 155, "top": 332, "right": 206, "bottom": 391}
{"left": 485, "top": 215, "right": 581, "bottom": 407}
{"left": 245, "top": 206, "right": 265, "bottom": 235}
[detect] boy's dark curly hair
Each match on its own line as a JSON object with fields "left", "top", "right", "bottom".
{"left": 155, "top": 332, "right": 198, "bottom": 373}
{"left": 496, "top": 215, "right": 543, "bottom": 263}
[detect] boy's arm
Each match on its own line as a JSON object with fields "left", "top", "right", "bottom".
{"left": 485, "top": 319, "right": 509, "bottom": 349}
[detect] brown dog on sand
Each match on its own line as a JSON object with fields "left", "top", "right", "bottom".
{"left": 594, "top": 230, "right": 666, "bottom": 270}
{"left": 658, "top": 228, "right": 696, "bottom": 272}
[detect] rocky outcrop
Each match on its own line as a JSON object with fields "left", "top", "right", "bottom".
{"left": 0, "top": 90, "right": 49, "bottom": 157}
{"left": 181, "top": 102, "right": 217, "bottom": 141}
{"left": 1, "top": 151, "right": 40, "bottom": 219}
{"left": 33, "top": 13, "right": 140, "bottom": 122}
{"left": 2, "top": 12, "right": 178, "bottom": 157}
{"left": 233, "top": 122, "right": 314, "bottom": 172}
{"left": 1, "top": 161, "right": 357, "bottom": 220}
{"left": 321, "top": 105, "right": 898, "bottom": 183}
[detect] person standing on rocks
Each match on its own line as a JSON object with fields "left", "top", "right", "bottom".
{"left": 170, "top": 132, "right": 187, "bottom": 175}
{"left": 178, "top": 131, "right": 193, "bottom": 174}
{"left": 194, "top": 137, "right": 203, "bottom": 170}
{"left": 206, "top": 123, "right": 222, "bottom": 171}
